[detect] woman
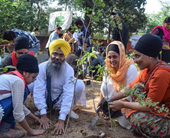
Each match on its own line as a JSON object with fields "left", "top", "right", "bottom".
{"left": 99, "top": 41, "right": 138, "bottom": 129}
{"left": 0, "top": 54, "right": 44, "bottom": 137}
{"left": 151, "top": 17, "right": 170, "bottom": 62}
{"left": 63, "top": 27, "right": 75, "bottom": 52}
{"left": 109, "top": 34, "right": 170, "bottom": 137}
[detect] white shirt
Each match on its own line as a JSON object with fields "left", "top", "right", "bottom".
{"left": 33, "top": 61, "right": 74, "bottom": 121}
{"left": 101, "top": 64, "right": 138, "bottom": 99}
{"left": 0, "top": 74, "right": 30, "bottom": 122}
{"left": 73, "top": 32, "right": 79, "bottom": 41}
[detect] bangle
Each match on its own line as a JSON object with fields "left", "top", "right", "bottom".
{"left": 32, "top": 129, "right": 34, "bottom": 135}
{"left": 109, "top": 99, "right": 113, "bottom": 102}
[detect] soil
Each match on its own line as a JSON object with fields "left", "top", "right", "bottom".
{"left": 17, "top": 79, "right": 145, "bottom": 138}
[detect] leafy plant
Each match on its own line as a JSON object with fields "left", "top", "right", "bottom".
{"left": 123, "top": 83, "right": 170, "bottom": 116}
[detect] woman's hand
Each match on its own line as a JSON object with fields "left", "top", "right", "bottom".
{"left": 109, "top": 100, "right": 124, "bottom": 111}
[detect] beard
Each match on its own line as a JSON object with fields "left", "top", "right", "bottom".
{"left": 46, "top": 58, "right": 65, "bottom": 78}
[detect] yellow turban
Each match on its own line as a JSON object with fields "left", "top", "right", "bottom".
{"left": 49, "top": 39, "right": 71, "bottom": 58}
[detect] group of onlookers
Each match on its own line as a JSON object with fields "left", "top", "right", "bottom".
{"left": 0, "top": 11, "right": 170, "bottom": 138}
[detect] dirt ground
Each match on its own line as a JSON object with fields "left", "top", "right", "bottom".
{"left": 17, "top": 79, "right": 145, "bottom": 138}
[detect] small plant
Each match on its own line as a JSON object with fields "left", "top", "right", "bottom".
{"left": 123, "top": 83, "right": 170, "bottom": 116}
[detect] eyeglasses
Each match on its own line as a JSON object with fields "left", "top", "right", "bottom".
{"left": 16, "top": 51, "right": 29, "bottom": 55}
{"left": 52, "top": 52, "right": 64, "bottom": 58}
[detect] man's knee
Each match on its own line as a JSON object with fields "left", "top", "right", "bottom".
{"left": 74, "top": 79, "right": 85, "bottom": 103}
{"left": 75, "top": 79, "right": 85, "bottom": 95}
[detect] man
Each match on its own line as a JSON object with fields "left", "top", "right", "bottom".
{"left": 0, "top": 36, "right": 34, "bottom": 70}
{"left": 73, "top": 30, "right": 79, "bottom": 52}
{"left": 31, "top": 39, "right": 85, "bottom": 134}
{"left": 45, "top": 25, "right": 62, "bottom": 49}
{"left": 99, "top": 40, "right": 106, "bottom": 53}
{"left": 66, "top": 50, "right": 84, "bottom": 80}
{"left": 31, "top": 27, "right": 39, "bottom": 36}
{"left": 112, "top": 11, "right": 129, "bottom": 51}
{"left": 74, "top": 19, "right": 91, "bottom": 52}
{"left": 75, "top": 19, "right": 91, "bottom": 76}
{"left": 3, "top": 29, "right": 40, "bottom": 54}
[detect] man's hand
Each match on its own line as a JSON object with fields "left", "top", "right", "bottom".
{"left": 109, "top": 100, "right": 124, "bottom": 111}
{"left": 53, "top": 120, "right": 65, "bottom": 135}
{"left": 39, "top": 114, "right": 51, "bottom": 129}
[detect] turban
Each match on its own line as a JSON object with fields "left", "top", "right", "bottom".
{"left": 107, "top": 44, "right": 120, "bottom": 55}
{"left": 135, "top": 33, "right": 162, "bottom": 57}
{"left": 49, "top": 39, "right": 71, "bottom": 58}
{"left": 14, "top": 36, "right": 29, "bottom": 51}
{"left": 17, "top": 54, "right": 39, "bottom": 73}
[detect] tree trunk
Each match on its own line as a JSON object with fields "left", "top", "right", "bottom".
{"left": 107, "top": 27, "right": 111, "bottom": 44}
{"left": 37, "top": 2, "right": 41, "bottom": 20}
{"left": 107, "top": 17, "right": 112, "bottom": 44}
{"left": 84, "top": 0, "right": 92, "bottom": 32}
{"left": 65, "top": 1, "right": 67, "bottom": 11}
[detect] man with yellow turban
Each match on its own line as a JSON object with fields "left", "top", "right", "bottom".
{"left": 29, "top": 39, "right": 86, "bottom": 135}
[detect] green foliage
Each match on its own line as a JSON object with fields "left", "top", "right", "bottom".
{"left": 0, "top": 0, "right": 48, "bottom": 37}
{"left": 123, "top": 83, "right": 170, "bottom": 116}
{"left": 144, "top": 7, "right": 170, "bottom": 33}
{"left": 57, "top": 0, "right": 147, "bottom": 40}
{"left": 0, "top": 66, "right": 16, "bottom": 73}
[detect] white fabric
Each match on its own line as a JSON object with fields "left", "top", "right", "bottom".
{"left": 70, "top": 110, "right": 79, "bottom": 119}
{"left": 73, "top": 79, "right": 86, "bottom": 107}
{"left": 48, "top": 11, "right": 72, "bottom": 32}
{"left": 0, "top": 74, "right": 30, "bottom": 122}
{"left": 100, "top": 64, "right": 138, "bottom": 129}
{"left": 0, "top": 105, "right": 4, "bottom": 122}
{"left": 28, "top": 75, "right": 86, "bottom": 107}
{"left": 32, "top": 61, "right": 76, "bottom": 121}
{"left": 101, "top": 64, "right": 138, "bottom": 100}
{"left": 52, "top": 79, "right": 86, "bottom": 108}
{"left": 73, "top": 32, "right": 79, "bottom": 41}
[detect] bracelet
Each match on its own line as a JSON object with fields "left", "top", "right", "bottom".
{"left": 109, "top": 99, "right": 113, "bottom": 102}
{"left": 32, "top": 129, "right": 34, "bottom": 135}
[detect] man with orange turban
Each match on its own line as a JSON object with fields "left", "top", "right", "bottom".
{"left": 29, "top": 39, "right": 86, "bottom": 135}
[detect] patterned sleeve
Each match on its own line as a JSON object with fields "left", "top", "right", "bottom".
{"left": 11, "top": 79, "right": 29, "bottom": 122}
{"left": 12, "top": 29, "right": 39, "bottom": 48}
{"left": 0, "top": 56, "right": 12, "bottom": 68}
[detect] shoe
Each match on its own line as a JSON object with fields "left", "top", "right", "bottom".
{"left": 70, "top": 110, "right": 79, "bottom": 119}
{"left": 116, "top": 115, "right": 131, "bottom": 130}
{"left": 0, "top": 129, "right": 25, "bottom": 138}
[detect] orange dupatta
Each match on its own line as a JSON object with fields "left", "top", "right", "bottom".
{"left": 106, "top": 41, "right": 134, "bottom": 92}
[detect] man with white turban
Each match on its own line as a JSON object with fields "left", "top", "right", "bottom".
{"left": 30, "top": 39, "right": 86, "bottom": 135}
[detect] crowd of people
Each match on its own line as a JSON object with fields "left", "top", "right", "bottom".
{"left": 0, "top": 11, "right": 170, "bottom": 138}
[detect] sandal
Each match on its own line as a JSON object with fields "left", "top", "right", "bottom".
{"left": 101, "top": 113, "right": 110, "bottom": 120}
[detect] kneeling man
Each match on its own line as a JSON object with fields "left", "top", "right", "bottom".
{"left": 31, "top": 39, "right": 85, "bottom": 134}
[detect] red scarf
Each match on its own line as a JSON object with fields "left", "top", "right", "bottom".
{"left": 151, "top": 26, "right": 170, "bottom": 41}
{"left": 11, "top": 51, "right": 34, "bottom": 67}
{"left": 8, "top": 70, "right": 26, "bottom": 86}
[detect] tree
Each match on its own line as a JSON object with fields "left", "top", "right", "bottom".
{"left": 0, "top": 0, "right": 48, "bottom": 37}
{"left": 56, "top": 0, "right": 147, "bottom": 41}
{"left": 144, "top": 5, "right": 170, "bottom": 33}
